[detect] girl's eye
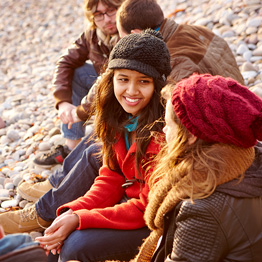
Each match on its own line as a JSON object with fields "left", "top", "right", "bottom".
{"left": 118, "top": 78, "right": 128, "bottom": 82}
{"left": 140, "top": 80, "right": 150, "bottom": 84}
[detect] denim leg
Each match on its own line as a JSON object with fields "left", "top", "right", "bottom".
{"left": 59, "top": 227, "right": 151, "bottom": 262}
{"left": 35, "top": 142, "right": 102, "bottom": 221}
{"left": 48, "top": 127, "right": 95, "bottom": 188}
{"left": 0, "top": 234, "right": 37, "bottom": 255}
{"left": 62, "top": 62, "right": 97, "bottom": 140}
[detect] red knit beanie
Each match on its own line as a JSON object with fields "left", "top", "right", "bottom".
{"left": 171, "top": 74, "right": 262, "bottom": 148}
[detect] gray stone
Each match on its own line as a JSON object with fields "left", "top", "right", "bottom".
{"left": 0, "top": 189, "right": 10, "bottom": 198}
{"left": 1, "top": 199, "right": 19, "bottom": 208}
{"left": 242, "top": 70, "right": 258, "bottom": 79}
{"left": 38, "top": 141, "right": 52, "bottom": 151}
{"left": 237, "top": 44, "right": 249, "bottom": 55}
{"left": 13, "top": 175, "right": 23, "bottom": 187}
{"left": 246, "top": 17, "right": 262, "bottom": 27}
{"left": 241, "top": 61, "right": 258, "bottom": 72}
{"left": 6, "top": 129, "right": 20, "bottom": 141}
{"left": 4, "top": 182, "right": 14, "bottom": 190}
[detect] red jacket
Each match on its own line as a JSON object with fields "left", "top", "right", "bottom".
{"left": 57, "top": 135, "right": 162, "bottom": 230}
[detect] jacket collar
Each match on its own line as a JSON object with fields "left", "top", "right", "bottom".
{"left": 159, "top": 18, "right": 179, "bottom": 43}
{"left": 113, "top": 133, "right": 164, "bottom": 163}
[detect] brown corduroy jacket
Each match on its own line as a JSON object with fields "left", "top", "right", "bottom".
{"left": 160, "top": 18, "right": 244, "bottom": 85}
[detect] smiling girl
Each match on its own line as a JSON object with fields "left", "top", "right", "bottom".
{"left": 36, "top": 29, "right": 171, "bottom": 262}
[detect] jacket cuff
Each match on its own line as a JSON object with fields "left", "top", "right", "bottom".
{"left": 76, "top": 104, "right": 90, "bottom": 122}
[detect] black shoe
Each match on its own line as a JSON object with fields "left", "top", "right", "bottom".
{"left": 33, "top": 145, "right": 71, "bottom": 167}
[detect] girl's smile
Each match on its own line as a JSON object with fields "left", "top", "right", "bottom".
{"left": 113, "top": 69, "right": 154, "bottom": 116}
{"left": 124, "top": 96, "right": 141, "bottom": 105}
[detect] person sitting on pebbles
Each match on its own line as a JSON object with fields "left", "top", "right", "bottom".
{"left": 0, "top": 0, "right": 247, "bottom": 239}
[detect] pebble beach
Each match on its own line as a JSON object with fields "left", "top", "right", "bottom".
{"left": 0, "top": 0, "right": 262, "bottom": 239}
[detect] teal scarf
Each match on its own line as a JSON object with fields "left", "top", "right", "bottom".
{"left": 124, "top": 116, "right": 138, "bottom": 150}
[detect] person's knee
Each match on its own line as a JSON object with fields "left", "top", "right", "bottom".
{"left": 72, "top": 63, "right": 97, "bottom": 88}
{"left": 84, "top": 143, "right": 102, "bottom": 168}
{"left": 59, "top": 232, "right": 94, "bottom": 262}
{"left": 60, "top": 244, "right": 79, "bottom": 261}
{"left": 73, "top": 65, "right": 85, "bottom": 82}
{"left": 60, "top": 236, "right": 80, "bottom": 261}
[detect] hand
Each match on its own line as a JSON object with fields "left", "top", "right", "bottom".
{"left": 35, "top": 209, "right": 79, "bottom": 255}
{"left": 68, "top": 108, "right": 81, "bottom": 129}
{"left": 58, "top": 102, "right": 81, "bottom": 129}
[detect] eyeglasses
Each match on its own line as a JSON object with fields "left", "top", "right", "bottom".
{"left": 93, "top": 8, "right": 117, "bottom": 22}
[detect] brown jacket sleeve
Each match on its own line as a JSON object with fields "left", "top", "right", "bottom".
{"left": 53, "top": 32, "right": 91, "bottom": 109}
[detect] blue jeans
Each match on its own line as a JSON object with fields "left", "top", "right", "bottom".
{"left": 50, "top": 125, "right": 96, "bottom": 188}
{"left": 0, "top": 234, "right": 38, "bottom": 256}
{"left": 61, "top": 62, "right": 97, "bottom": 140}
{"left": 49, "top": 227, "right": 150, "bottom": 262}
{"left": 36, "top": 130, "right": 102, "bottom": 221}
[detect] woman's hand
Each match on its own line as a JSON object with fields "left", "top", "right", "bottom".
{"left": 35, "top": 209, "right": 79, "bottom": 255}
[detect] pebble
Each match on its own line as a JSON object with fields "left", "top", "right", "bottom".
{"left": 0, "top": 0, "right": 261, "bottom": 235}
{"left": 38, "top": 141, "right": 52, "bottom": 151}
{"left": 0, "top": 189, "right": 10, "bottom": 198}
{"left": 6, "top": 129, "right": 20, "bottom": 141}
{"left": 4, "top": 182, "right": 14, "bottom": 190}
{"left": 1, "top": 199, "right": 18, "bottom": 209}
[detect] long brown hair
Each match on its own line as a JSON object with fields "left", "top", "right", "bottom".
{"left": 94, "top": 69, "right": 166, "bottom": 178}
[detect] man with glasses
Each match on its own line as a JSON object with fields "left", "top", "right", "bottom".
{"left": 33, "top": 0, "right": 124, "bottom": 167}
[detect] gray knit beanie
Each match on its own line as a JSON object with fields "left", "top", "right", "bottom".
{"left": 108, "top": 29, "right": 171, "bottom": 81}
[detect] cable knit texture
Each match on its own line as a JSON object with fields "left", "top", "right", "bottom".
{"left": 171, "top": 74, "right": 262, "bottom": 148}
{"left": 135, "top": 144, "right": 255, "bottom": 262}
